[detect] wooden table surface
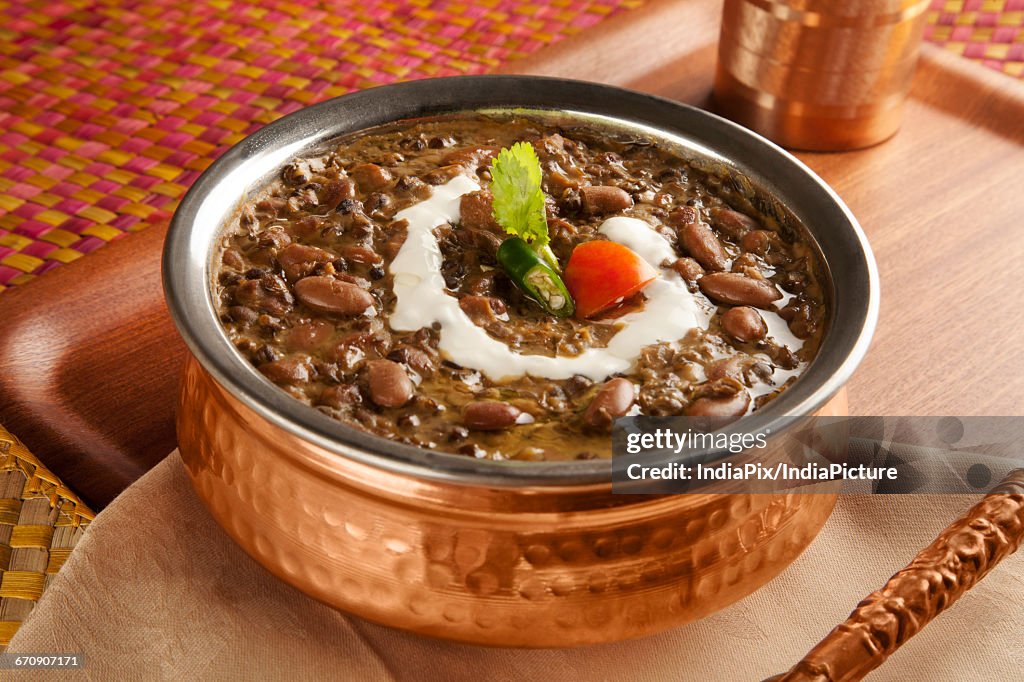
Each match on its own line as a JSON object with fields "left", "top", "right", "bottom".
{"left": 1, "top": 0, "right": 1022, "bottom": 507}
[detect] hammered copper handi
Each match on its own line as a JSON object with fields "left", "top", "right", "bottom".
{"left": 714, "top": 0, "right": 931, "bottom": 150}
{"left": 177, "top": 356, "right": 845, "bottom": 647}
{"left": 163, "top": 77, "right": 878, "bottom": 647}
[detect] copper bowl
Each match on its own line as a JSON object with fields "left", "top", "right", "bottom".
{"left": 163, "top": 76, "right": 879, "bottom": 646}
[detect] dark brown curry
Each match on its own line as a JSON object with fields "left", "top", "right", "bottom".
{"left": 213, "top": 113, "right": 827, "bottom": 461}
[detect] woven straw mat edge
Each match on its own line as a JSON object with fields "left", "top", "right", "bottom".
{"left": 0, "top": 424, "right": 95, "bottom": 650}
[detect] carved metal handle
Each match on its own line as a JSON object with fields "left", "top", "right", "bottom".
{"left": 768, "top": 469, "right": 1024, "bottom": 682}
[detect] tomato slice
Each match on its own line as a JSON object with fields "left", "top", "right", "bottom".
{"left": 564, "top": 240, "right": 658, "bottom": 319}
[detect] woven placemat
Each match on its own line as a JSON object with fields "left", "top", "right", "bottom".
{"left": 0, "top": 425, "right": 94, "bottom": 649}
{"left": 0, "top": 0, "right": 644, "bottom": 292}
{"left": 926, "top": 0, "right": 1024, "bottom": 78}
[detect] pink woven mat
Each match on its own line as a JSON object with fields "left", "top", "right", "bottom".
{"left": 926, "top": 0, "right": 1024, "bottom": 78}
{"left": 0, "top": 0, "right": 643, "bottom": 291}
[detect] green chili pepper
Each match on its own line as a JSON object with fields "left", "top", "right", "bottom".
{"left": 536, "top": 242, "right": 561, "bottom": 273}
{"left": 497, "top": 237, "right": 575, "bottom": 318}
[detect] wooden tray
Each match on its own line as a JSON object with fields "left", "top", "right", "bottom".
{"left": 2, "top": 0, "right": 1022, "bottom": 508}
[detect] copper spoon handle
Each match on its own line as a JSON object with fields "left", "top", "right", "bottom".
{"left": 768, "top": 469, "right": 1024, "bottom": 682}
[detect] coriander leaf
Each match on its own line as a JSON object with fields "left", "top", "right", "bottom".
{"left": 489, "top": 142, "right": 550, "bottom": 249}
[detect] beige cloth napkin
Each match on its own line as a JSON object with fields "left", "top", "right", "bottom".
{"left": 9, "top": 452, "right": 1023, "bottom": 681}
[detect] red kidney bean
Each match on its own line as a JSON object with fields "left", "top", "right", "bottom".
{"left": 537, "top": 132, "right": 568, "bottom": 154}
{"left": 257, "top": 226, "right": 292, "bottom": 250}
{"left": 365, "top": 191, "right": 391, "bottom": 220}
{"left": 350, "top": 163, "right": 392, "bottom": 192}
{"left": 447, "top": 425, "right": 470, "bottom": 442}
{"left": 411, "top": 327, "right": 439, "bottom": 351}
{"left": 259, "top": 357, "right": 311, "bottom": 385}
{"left": 289, "top": 215, "right": 324, "bottom": 240}
{"left": 548, "top": 170, "right": 580, "bottom": 193}
{"left": 365, "top": 359, "right": 414, "bottom": 408}
{"left": 515, "top": 447, "right": 546, "bottom": 462}
{"left": 337, "top": 197, "right": 363, "bottom": 218}
{"left": 318, "top": 384, "right": 362, "bottom": 409}
{"left": 457, "top": 443, "right": 486, "bottom": 457}
{"left": 772, "top": 345, "right": 800, "bottom": 370}
{"left": 287, "top": 190, "right": 318, "bottom": 215}
{"left": 254, "top": 196, "right": 287, "bottom": 216}
{"left": 294, "top": 276, "right": 375, "bottom": 316}
{"left": 459, "top": 191, "right": 500, "bottom": 232}
{"left": 668, "top": 206, "right": 698, "bottom": 226}
{"left": 669, "top": 257, "right": 705, "bottom": 282}
{"left": 684, "top": 378, "right": 751, "bottom": 417}
{"left": 458, "top": 295, "right": 507, "bottom": 324}
{"left": 285, "top": 319, "right": 334, "bottom": 352}
{"left": 684, "top": 390, "right": 751, "bottom": 417}
{"left": 564, "top": 374, "right": 594, "bottom": 398}
{"left": 222, "top": 248, "right": 245, "bottom": 270}
{"left": 740, "top": 230, "right": 776, "bottom": 255}
{"left": 706, "top": 356, "right": 750, "bottom": 382}
{"left": 383, "top": 220, "right": 409, "bottom": 260}
{"left": 227, "top": 305, "right": 258, "bottom": 324}
{"left": 235, "top": 277, "right": 293, "bottom": 316}
{"left": 387, "top": 345, "right": 436, "bottom": 378}
{"left": 441, "top": 145, "right": 498, "bottom": 169}
{"left": 581, "top": 185, "right": 633, "bottom": 214}
{"left": 341, "top": 245, "right": 383, "bottom": 266}
{"left": 549, "top": 217, "right": 579, "bottom": 241}
{"left": 780, "top": 302, "right": 818, "bottom": 339}
{"left": 473, "top": 229, "right": 503, "bottom": 255}
{"left": 278, "top": 243, "right": 333, "bottom": 282}
{"left": 317, "top": 178, "right": 355, "bottom": 212}
{"left": 730, "top": 252, "right": 761, "bottom": 275}
{"left": 334, "top": 331, "right": 386, "bottom": 371}
{"left": 698, "top": 272, "right": 781, "bottom": 308}
{"left": 334, "top": 273, "right": 371, "bottom": 289}
{"left": 721, "top": 306, "right": 767, "bottom": 343}
{"left": 423, "top": 164, "right": 465, "bottom": 185}
{"left": 463, "top": 271, "right": 498, "bottom": 297}
{"left": 282, "top": 161, "right": 313, "bottom": 185}
{"left": 710, "top": 208, "right": 760, "bottom": 239}
{"left": 463, "top": 401, "right": 522, "bottom": 431}
{"left": 679, "top": 219, "right": 729, "bottom": 271}
{"left": 427, "top": 135, "right": 455, "bottom": 149}
{"left": 584, "top": 377, "right": 636, "bottom": 428}
{"left": 257, "top": 314, "right": 283, "bottom": 333}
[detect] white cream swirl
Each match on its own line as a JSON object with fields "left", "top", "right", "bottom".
{"left": 388, "top": 177, "right": 720, "bottom": 382}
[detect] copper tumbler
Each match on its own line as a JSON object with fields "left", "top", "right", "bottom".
{"left": 714, "top": 0, "right": 930, "bottom": 151}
